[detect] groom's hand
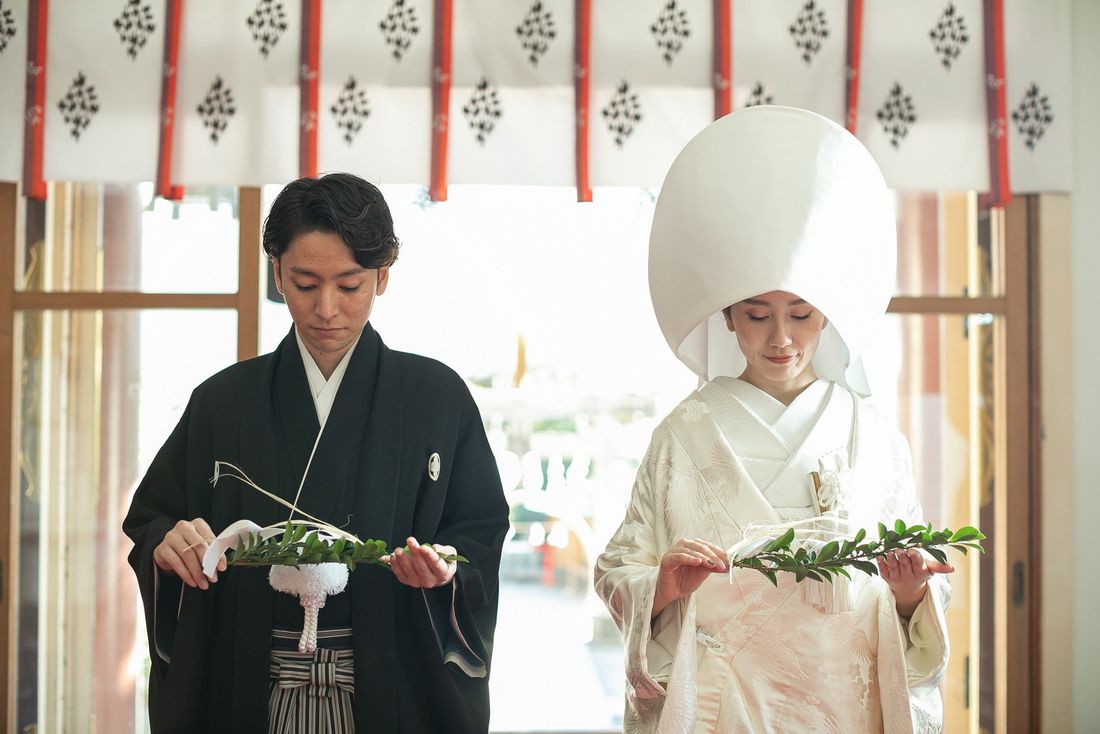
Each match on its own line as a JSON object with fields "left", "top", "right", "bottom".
{"left": 153, "top": 518, "right": 228, "bottom": 589}
{"left": 384, "top": 537, "right": 457, "bottom": 589}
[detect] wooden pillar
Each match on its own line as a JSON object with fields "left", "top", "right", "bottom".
{"left": 0, "top": 181, "right": 18, "bottom": 734}
{"left": 238, "top": 187, "right": 261, "bottom": 362}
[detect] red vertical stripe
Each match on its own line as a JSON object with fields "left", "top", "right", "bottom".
{"left": 712, "top": 0, "right": 731, "bottom": 119}
{"left": 844, "top": 0, "right": 864, "bottom": 135}
{"left": 430, "top": 0, "right": 453, "bottom": 202}
{"left": 22, "top": 0, "right": 47, "bottom": 200}
{"left": 982, "top": 0, "right": 1010, "bottom": 207}
{"left": 299, "top": 0, "right": 321, "bottom": 178}
{"left": 574, "top": 0, "right": 592, "bottom": 203}
{"left": 156, "top": 0, "right": 184, "bottom": 200}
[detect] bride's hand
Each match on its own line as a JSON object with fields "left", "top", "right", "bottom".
{"left": 878, "top": 548, "right": 954, "bottom": 618}
{"left": 651, "top": 538, "right": 728, "bottom": 618}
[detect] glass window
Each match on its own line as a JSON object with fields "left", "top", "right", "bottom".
{"left": 894, "top": 191, "right": 999, "bottom": 298}
{"left": 863, "top": 312, "right": 995, "bottom": 731}
{"left": 13, "top": 309, "right": 237, "bottom": 734}
{"left": 18, "top": 183, "right": 239, "bottom": 294}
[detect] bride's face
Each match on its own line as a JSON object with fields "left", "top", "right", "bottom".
{"left": 723, "top": 290, "right": 827, "bottom": 391}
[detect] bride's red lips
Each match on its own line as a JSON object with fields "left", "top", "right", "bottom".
{"left": 765, "top": 355, "right": 794, "bottom": 364}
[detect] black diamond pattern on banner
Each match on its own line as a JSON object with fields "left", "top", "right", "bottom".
{"left": 0, "top": 2, "right": 16, "bottom": 55}
{"left": 876, "top": 82, "right": 917, "bottom": 148}
{"left": 113, "top": 0, "right": 156, "bottom": 59}
{"left": 1011, "top": 83, "right": 1054, "bottom": 150}
{"left": 196, "top": 76, "right": 236, "bottom": 144}
{"left": 462, "top": 77, "right": 502, "bottom": 144}
{"left": 602, "top": 80, "right": 642, "bottom": 147}
{"left": 379, "top": 0, "right": 420, "bottom": 62}
{"left": 58, "top": 72, "right": 100, "bottom": 140}
{"left": 330, "top": 76, "right": 370, "bottom": 145}
{"left": 745, "top": 82, "right": 774, "bottom": 107}
{"left": 246, "top": 0, "right": 288, "bottom": 58}
{"left": 929, "top": 3, "right": 968, "bottom": 70}
{"left": 515, "top": 1, "right": 556, "bottom": 67}
{"left": 650, "top": 1, "right": 690, "bottom": 65}
{"left": 789, "top": 0, "right": 829, "bottom": 65}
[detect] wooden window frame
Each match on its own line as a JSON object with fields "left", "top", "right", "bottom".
{"left": 884, "top": 194, "right": 1041, "bottom": 734}
{"left": 0, "top": 182, "right": 261, "bottom": 731}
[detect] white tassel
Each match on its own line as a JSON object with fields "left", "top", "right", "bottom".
{"left": 800, "top": 572, "right": 852, "bottom": 614}
{"left": 269, "top": 562, "right": 350, "bottom": 652}
{"left": 299, "top": 595, "right": 325, "bottom": 653}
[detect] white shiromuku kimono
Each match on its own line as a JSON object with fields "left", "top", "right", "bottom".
{"left": 595, "top": 378, "right": 950, "bottom": 734}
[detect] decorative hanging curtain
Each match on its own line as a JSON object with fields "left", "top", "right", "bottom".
{"left": 299, "top": 0, "right": 321, "bottom": 179}
{"left": 319, "top": 0, "right": 433, "bottom": 188}
{"left": 44, "top": 0, "right": 165, "bottom": 184}
{"left": 173, "top": 0, "right": 301, "bottom": 187}
{"left": 1004, "top": 0, "right": 1072, "bottom": 193}
{"left": 731, "top": 0, "right": 848, "bottom": 126}
{"left": 0, "top": 0, "right": 28, "bottom": 183}
{"left": 156, "top": 0, "right": 184, "bottom": 199}
{"left": 589, "top": 0, "right": 712, "bottom": 188}
{"left": 0, "top": 0, "right": 1075, "bottom": 197}
{"left": 857, "top": 0, "right": 990, "bottom": 192}
{"left": 448, "top": 0, "right": 575, "bottom": 187}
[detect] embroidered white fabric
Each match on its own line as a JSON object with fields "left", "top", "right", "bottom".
{"left": 595, "top": 389, "right": 951, "bottom": 734}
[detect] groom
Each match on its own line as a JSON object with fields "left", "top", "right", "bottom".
{"left": 123, "top": 173, "right": 509, "bottom": 733}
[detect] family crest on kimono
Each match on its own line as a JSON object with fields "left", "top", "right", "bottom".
{"left": 595, "top": 107, "right": 954, "bottom": 734}
{"left": 123, "top": 173, "right": 509, "bottom": 734}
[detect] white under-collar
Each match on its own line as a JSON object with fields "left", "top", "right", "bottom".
{"left": 294, "top": 327, "right": 362, "bottom": 429}
{"left": 721, "top": 377, "right": 831, "bottom": 447}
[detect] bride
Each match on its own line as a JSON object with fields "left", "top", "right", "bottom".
{"left": 595, "top": 106, "right": 953, "bottom": 734}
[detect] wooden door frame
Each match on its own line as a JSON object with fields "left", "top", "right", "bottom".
{"left": 1, "top": 182, "right": 18, "bottom": 734}
{"left": 885, "top": 194, "right": 1040, "bottom": 733}
{"left": 1000, "top": 195, "right": 1042, "bottom": 734}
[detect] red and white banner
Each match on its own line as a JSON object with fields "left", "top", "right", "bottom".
{"left": 448, "top": 0, "right": 575, "bottom": 187}
{"left": 0, "top": 0, "right": 1077, "bottom": 195}
{"left": 1005, "top": 0, "right": 1072, "bottom": 192}
{"left": 731, "top": 0, "right": 847, "bottom": 125}
{"left": 44, "top": 0, "right": 165, "bottom": 183}
{"left": 857, "top": 0, "right": 989, "bottom": 192}
{"left": 172, "top": 0, "right": 300, "bottom": 186}
{"left": 318, "top": 0, "right": 433, "bottom": 187}
{"left": 590, "top": 0, "right": 713, "bottom": 188}
{"left": 0, "top": 0, "right": 26, "bottom": 182}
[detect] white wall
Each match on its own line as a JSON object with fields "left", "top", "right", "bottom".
{"left": 1071, "top": 0, "right": 1100, "bottom": 731}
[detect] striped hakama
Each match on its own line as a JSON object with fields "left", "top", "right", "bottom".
{"left": 268, "top": 627, "right": 355, "bottom": 734}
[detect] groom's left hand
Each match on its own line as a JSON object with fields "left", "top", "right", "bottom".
{"left": 384, "top": 536, "right": 458, "bottom": 589}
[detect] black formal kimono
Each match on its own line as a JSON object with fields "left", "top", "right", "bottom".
{"left": 123, "top": 324, "right": 509, "bottom": 733}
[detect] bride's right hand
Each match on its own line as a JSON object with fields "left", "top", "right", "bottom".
{"left": 651, "top": 538, "right": 728, "bottom": 618}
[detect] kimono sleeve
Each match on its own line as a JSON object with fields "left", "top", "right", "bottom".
{"left": 422, "top": 387, "right": 510, "bottom": 678}
{"left": 892, "top": 429, "right": 953, "bottom": 688}
{"left": 594, "top": 430, "right": 691, "bottom": 721}
{"left": 122, "top": 396, "right": 196, "bottom": 668}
